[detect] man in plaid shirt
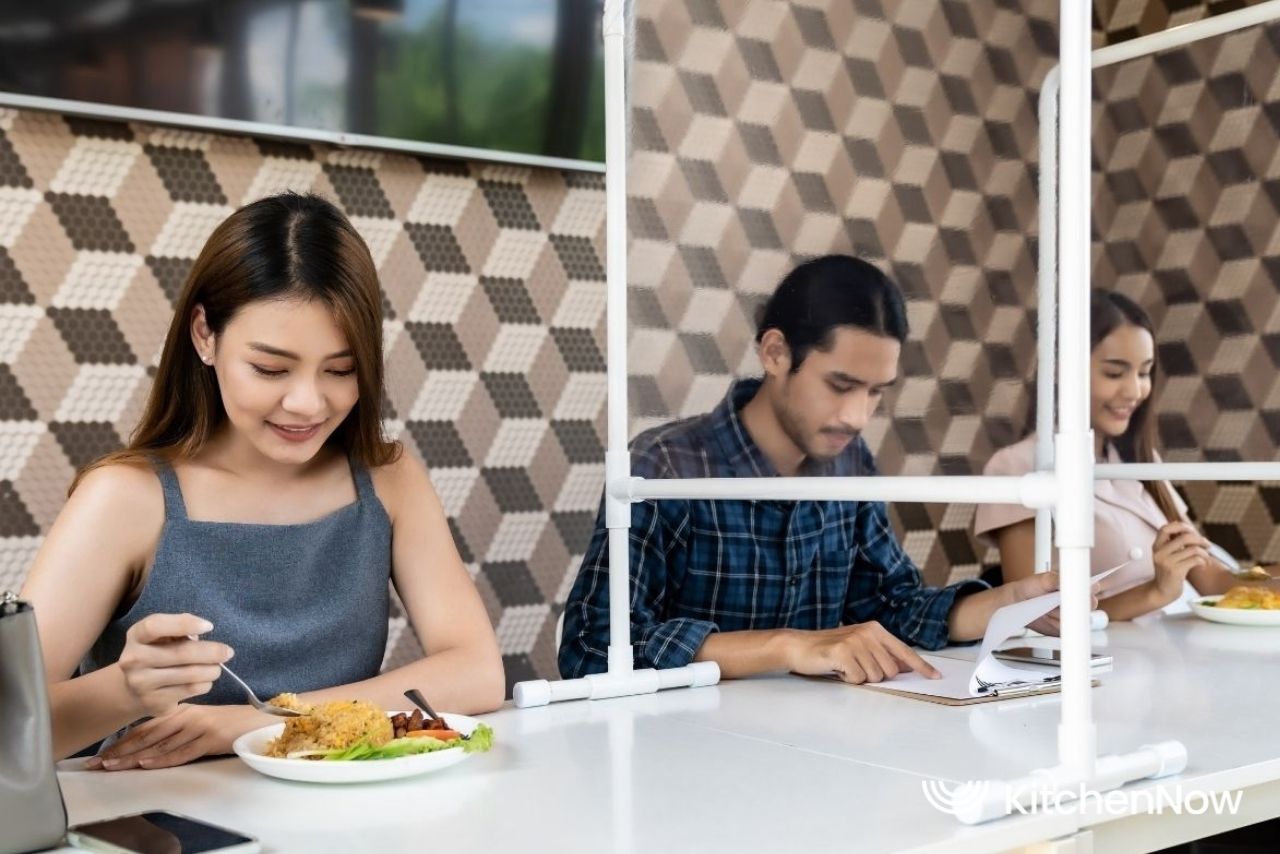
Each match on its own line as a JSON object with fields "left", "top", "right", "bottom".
{"left": 559, "top": 256, "right": 1063, "bottom": 683}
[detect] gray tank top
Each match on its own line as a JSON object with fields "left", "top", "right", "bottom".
{"left": 83, "top": 457, "right": 392, "bottom": 705}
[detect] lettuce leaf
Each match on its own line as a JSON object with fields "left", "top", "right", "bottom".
{"left": 318, "top": 724, "right": 495, "bottom": 761}
{"left": 461, "top": 724, "right": 494, "bottom": 754}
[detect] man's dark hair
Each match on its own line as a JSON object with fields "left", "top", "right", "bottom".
{"left": 755, "top": 254, "right": 908, "bottom": 372}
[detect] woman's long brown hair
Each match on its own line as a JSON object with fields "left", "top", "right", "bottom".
{"left": 1092, "top": 291, "right": 1181, "bottom": 523}
{"left": 71, "top": 193, "right": 400, "bottom": 493}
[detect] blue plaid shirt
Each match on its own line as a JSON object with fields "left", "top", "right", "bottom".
{"left": 558, "top": 378, "right": 988, "bottom": 678}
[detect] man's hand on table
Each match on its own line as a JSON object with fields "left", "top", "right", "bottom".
{"left": 783, "top": 621, "right": 942, "bottom": 684}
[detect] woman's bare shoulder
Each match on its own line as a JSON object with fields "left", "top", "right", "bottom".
{"left": 67, "top": 461, "right": 166, "bottom": 531}
{"left": 367, "top": 448, "right": 437, "bottom": 519}
{"left": 32, "top": 461, "right": 167, "bottom": 582}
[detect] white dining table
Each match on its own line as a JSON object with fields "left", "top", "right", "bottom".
{"left": 56, "top": 616, "right": 1280, "bottom": 854}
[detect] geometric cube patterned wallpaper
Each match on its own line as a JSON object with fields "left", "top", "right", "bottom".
{"left": 2, "top": 0, "right": 1273, "bottom": 693}
{"left": 0, "top": 107, "right": 613, "bottom": 692}
{"left": 624, "top": 0, "right": 1059, "bottom": 593}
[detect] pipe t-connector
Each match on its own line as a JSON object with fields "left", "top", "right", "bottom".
{"left": 1053, "top": 430, "right": 1095, "bottom": 548}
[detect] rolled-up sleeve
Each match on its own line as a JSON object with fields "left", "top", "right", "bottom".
{"left": 635, "top": 615, "right": 718, "bottom": 671}
{"left": 843, "top": 496, "right": 989, "bottom": 651}
{"left": 558, "top": 457, "right": 715, "bottom": 677}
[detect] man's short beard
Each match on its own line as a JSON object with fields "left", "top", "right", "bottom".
{"left": 772, "top": 382, "right": 857, "bottom": 464}
{"left": 773, "top": 388, "right": 831, "bottom": 462}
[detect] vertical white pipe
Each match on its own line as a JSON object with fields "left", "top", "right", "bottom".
{"left": 1056, "top": 0, "right": 1096, "bottom": 778}
{"left": 602, "top": 0, "right": 634, "bottom": 675}
{"left": 1035, "top": 67, "right": 1060, "bottom": 575}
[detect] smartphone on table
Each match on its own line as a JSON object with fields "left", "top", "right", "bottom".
{"left": 67, "top": 810, "right": 259, "bottom": 854}
{"left": 993, "top": 646, "right": 1113, "bottom": 669}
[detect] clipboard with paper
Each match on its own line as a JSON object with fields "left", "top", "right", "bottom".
{"left": 860, "top": 562, "right": 1126, "bottom": 706}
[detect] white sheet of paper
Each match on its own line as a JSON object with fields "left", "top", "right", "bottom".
{"left": 863, "top": 565, "right": 1125, "bottom": 699}
{"left": 861, "top": 654, "right": 977, "bottom": 699}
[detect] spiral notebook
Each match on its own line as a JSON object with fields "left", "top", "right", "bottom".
{"left": 860, "top": 565, "right": 1122, "bottom": 706}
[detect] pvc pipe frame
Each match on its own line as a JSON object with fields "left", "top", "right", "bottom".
{"left": 623, "top": 474, "right": 1058, "bottom": 507}
{"left": 1053, "top": 0, "right": 1098, "bottom": 788}
{"left": 516, "top": 0, "right": 721, "bottom": 707}
{"left": 1010, "top": 0, "right": 1280, "bottom": 827}
{"left": 515, "top": 0, "right": 1280, "bottom": 828}
{"left": 601, "top": 0, "right": 635, "bottom": 681}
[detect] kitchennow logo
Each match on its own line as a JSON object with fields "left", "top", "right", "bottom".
{"left": 922, "top": 777, "right": 1244, "bottom": 818}
{"left": 920, "top": 780, "right": 990, "bottom": 816}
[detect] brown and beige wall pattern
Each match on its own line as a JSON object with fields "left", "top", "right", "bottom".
{"left": 1, "top": 1, "right": 1275, "bottom": 692}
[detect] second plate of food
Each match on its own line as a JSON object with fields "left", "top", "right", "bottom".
{"left": 1191, "top": 591, "right": 1280, "bottom": 627}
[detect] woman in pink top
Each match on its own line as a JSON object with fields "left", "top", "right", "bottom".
{"left": 974, "top": 292, "right": 1249, "bottom": 621}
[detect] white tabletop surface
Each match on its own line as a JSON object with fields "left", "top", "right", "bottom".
{"left": 56, "top": 616, "right": 1280, "bottom": 854}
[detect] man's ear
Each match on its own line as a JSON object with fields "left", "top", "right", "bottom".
{"left": 757, "top": 328, "right": 792, "bottom": 378}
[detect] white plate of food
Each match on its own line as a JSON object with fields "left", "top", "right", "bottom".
{"left": 1190, "top": 587, "right": 1280, "bottom": 627}
{"left": 232, "top": 697, "right": 493, "bottom": 784}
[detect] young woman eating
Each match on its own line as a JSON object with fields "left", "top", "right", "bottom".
{"left": 21, "top": 193, "right": 503, "bottom": 767}
{"left": 974, "top": 291, "right": 1270, "bottom": 623}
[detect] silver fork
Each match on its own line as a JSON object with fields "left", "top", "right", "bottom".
{"left": 1230, "top": 565, "right": 1278, "bottom": 582}
{"left": 403, "top": 688, "right": 440, "bottom": 721}
{"left": 187, "top": 635, "right": 302, "bottom": 717}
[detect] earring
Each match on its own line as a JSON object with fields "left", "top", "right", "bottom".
{"left": 202, "top": 355, "right": 213, "bottom": 365}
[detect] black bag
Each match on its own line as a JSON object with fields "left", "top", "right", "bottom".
{"left": 0, "top": 591, "right": 67, "bottom": 853}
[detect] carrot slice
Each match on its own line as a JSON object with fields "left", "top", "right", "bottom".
{"left": 404, "top": 729, "right": 462, "bottom": 741}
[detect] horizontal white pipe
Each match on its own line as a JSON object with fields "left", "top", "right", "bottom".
{"left": 1095, "top": 462, "right": 1280, "bottom": 481}
{"left": 604, "top": 464, "right": 1280, "bottom": 515}
{"left": 512, "top": 663, "right": 721, "bottom": 708}
{"left": 618, "top": 474, "right": 1058, "bottom": 509}
{"left": 1091, "top": 0, "right": 1280, "bottom": 69}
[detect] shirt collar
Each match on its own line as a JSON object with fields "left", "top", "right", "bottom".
{"left": 710, "top": 378, "right": 843, "bottom": 478}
